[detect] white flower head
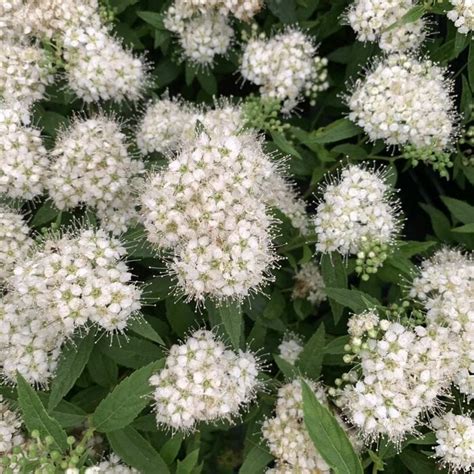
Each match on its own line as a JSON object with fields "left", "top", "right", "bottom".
{"left": 171, "top": 0, "right": 263, "bottom": 20}
{"left": 345, "top": 0, "right": 427, "bottom": 52}
{"left": 0, "top": 206, "right": 33, "bottom": 282}
{"left": 47, "top": 114, "right": 145, "bottom": 235}
{"left": 241, "top": 28, "right": 329, "bottom": 113}
{"left": 292, "top": 262, "right": 326, "bottom": 304}
{"left": 149, "top": 329, "right": 262, "bottom": 431}
{"left": 85, "top": 454, "right": 138, "bottom": 473}
{"left": 348, "top": 54, "right": 458, "bottom": 151}
{"left": 278, "top": 333, "right": 304, "bottom": 366}
{"left": 0, "top": 395, "right": 24, "bottom": 453}
{"left": 432, "top": 411, "right": 474, "bottom": 472}
{"left": 447, "top": 0, "right": 474, "bottom": 34}
{"left": 313, "top": 164, "right": 402, "bottom": 256}
{"left": 63, "top": 26, "right": 149, "bottom": 103}
{"left": 0, "top": 104, "right": 50, "bottom": 200}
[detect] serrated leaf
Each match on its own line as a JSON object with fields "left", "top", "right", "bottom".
{"left": 297, "top": 324, "right": 325, "bottom": 378}
{"left": 239, "top": 445, "right": 273, "bottom": 474}
{"left": 274, "top": 354, "right": 299, "bottom": 379}
{"left": 92, "top": 359, "right": 165, "bottom": 432}
{"left": 321, "top": 253, "right": 347, "bottom": 323}
{"left": 309, "top": 119, "right": 362, "bottom": 144}
{"left": 128, "top": 315, "right": 165, "bottom": 345}
{"left": 271, "top": 131, "right": 303, "bottom": 159}
{"left": 419, "top": 203, "right": 453, "bottom": 242}
{"left": 17, "top": 373, "right": 68, "bottom": 452}
{"left": 31, "top": 202, "right": 59, "bottom": 228}
{"left": 48, "top": 330, "right": 95, "bottom": 411}
{"left": 107, "top": 427, "right": 170, "bottom": 474}
{"left": 324, "top": 288, "right": 379, "bottom": 313}
{"left": 213, "top": 302, "right": 243, "bottom": 350}
{"left": 87, "top": 348, "right": 118, "bottom": 388}
{"left": 302, "top": 381, "right": 363, "bottom": 474}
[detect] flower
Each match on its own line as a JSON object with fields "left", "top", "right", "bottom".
{"left": 47, "top": 114, "right": 145, "bottom": 235}
{"left": 432, "top": 412, "right": 474, "bottom": 472}
{"left": 447, "top": 0, "right": 474, "bottom": 34}
{"left": 0, "top": 395, "right": 23, "bottom": 453}
{"left": 262, "top": 380, "right": 331, "bottom": 473}
{"left": 85, "top": 454, "right": 138, "bottom": 473}
{"left": 62, "top": 26, "right": 148, "bottom": 103}
{"left": 0, "top": 206, "right": 33, "bottom": 282}
{"left": 348, "top": 54, "right": 457, "bottom": 151}
{"left": 170, "top": 0, "right": 263, "bottom": 20}
{"left": 149, "top": 329, "right": 261, "bottom": 431}
{"left": 0, "top": 41, "right": 54, "bottom": 108}
{"left": 241, "top": 28, "right": 329, "bottom": 113}
{"left": 292, "top": 262, "right": 326, "bottom": 305}
{"left": 0, "top": 104, "right": 50, "bottom": 200}
{"left": 278, "top": 333, "right": 304, "bottom": 366}
{"left": 141, "top": 124, "right": 278, "bottom": 302}
{"left": 164, "top": 7, "right": 233, "bottom": 66}
{"left": 313, "top": 164, "right": 401, "bottom": 259}
{"left": 345, "top": 0, "right": 427, "bottom": 52}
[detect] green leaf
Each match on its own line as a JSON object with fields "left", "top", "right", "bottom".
{"left": 110, "top": 0, "right": 139, "bottom": 14}
{"left": 271, "top": 131, "right": 303, "bottom": 159}
{"left": 469, "top": 43, "right": 474, "bottom": 91}
{"left": 308, "top": 119, "right": 362, "bottom": 144}
{"left": 452, "top": 223, "right": 474, "bottom": 233}
{"left": 165, "top": 299, "right": 196, "bottom": 337}
{"left": 273, "top": 354, "right": 299, "bottom": 379}
{"left": 107, "top": 427, "right": 170, "bottom": 474}
{"left": 92, "top": 359, "right": 165, "bottom": 433}
{"left": 31, "top": 202, "right": 59, "bottom": 228}
{"left": 137, "top": 11, "right": 165, "bottom": 29}
{"left": 398, "top": 448, "right": 439, "bottom": 474}
{"left": 384, "top": 5, "right": 426, "bottom": 32}
{"left": 267, "top": 0, "right": 297, "bottom": 23}
{"left": 87, "top": 348, "right": 118, "bottom": 388}
{"left": 324, "top": 288, "right": 379, "bottom": 313}
{"left": 17, "top": 373, "right": 68, "bottom": 452}
{"left": 441, "top": 196, "right": 474, "bottom": 224}
{"left": 239, "top": 445, "right": 273, "bottom": 474}
{"left": 160, "top": 433, "right": 184, "bottom": 465}
{"left": 297, "top": 324, "right": 325, "bottom": 378}
{"left": 48, "top": 330, "right": 95, "bottom": 411}
{"left": 176, "top": 449, "right": 200, "bottom": 474}
{"left": 321, "top": 253, "right": 347, "bottom": 323}
{"left": 38, "top": 111, "right": 68, "bottom": 138}
{"left": 302, "top": 381, "right": 363, "bottom": 474}
{"left": 128, "top": 315, "right": 165, "bottom": 345}
{"left": 216, "top": 302, "right": 243, "bottom": 350}
{"left": 460, "top": 75, "right": 472, "bottom": 123}
{"left": 197, "top": 71, "right": 218, "bottom": 96}
{"left": 396, "top": 241, "right": 437, "bottom": 258}
{"left": 419, "top": 203, "right": 453, "bottom": 242}
{"left": 154, "top": 58, "right": 182, "bottom": 89}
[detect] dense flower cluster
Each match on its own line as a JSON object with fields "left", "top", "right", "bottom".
{"left": 48, "top": 115, "right": 144, "bottom": 235}
{"left": 241, "top": 28, "right": 329, "bottom": 113}
{"left": 0, "top": 41, "right": 54, "bottom": 108}
{"left": 334, "top": 311, "right": 457, "bottom": 445}
{"left": 0, "top": 228, "right": 141, "bottom": 385}
{"left": 0, "top": 104, "right": 50, "bottom": 200}
{"left": 263, "top": 380, "right": 331, "bottom": 473}
{"left": 432, "top": 412, "right": 474, "bottom": 472}
{"left": 346, "top": 0, "right": 427, "bottom": 52}
{"left": 62, "top": 26, "right": 148, "bottom": 103}
{"left": 0, "top": 206, "right": 32, "bottom": 282}
{"left": 410, "top": 249, "right": 474, "bottom": 399}
{"left": 447, "top": 0, "right": 474, "bottom": 34}
{"left": 149, "top": 329, "right": 261, "bottom": 430}
{"left": 348, "top": 54, "right": 457, "bottom": 151}
{"left": 314, "top": 164, "right": 400, "bottom": 259}
{"left": 141, "top": 122, "right": 278, "bottom": 302}
{"left": 85, "top": 454, "right": 138, "bottom": 473}
{"left": 278, "top": 333, "right": 304, "bottom": 366}
{"left": 0, "top": 395, "right": 23, "bottom": 454}
{"left": 292, "top": 262, "right": 327, "bottom": 305}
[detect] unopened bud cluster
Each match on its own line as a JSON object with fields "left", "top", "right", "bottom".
{"left": 402, "top": 145, "right": 453, "bottom": 178}
{"left": 355, "top": 240, "right": 389, "bottom": 281}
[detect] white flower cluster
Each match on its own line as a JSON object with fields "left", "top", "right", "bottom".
{"left": 0, "top": 228, "right": 141, "bottom": 385}
{"left": 278, "top": 333, "right": 303, "bottom": 366}
{"left": 25, "top": 0, "right": 102, "bottom": 39}
{"left": 62, "top": 26, "right": 148, "bottom": 103}
{"left": 164, "top": 0, "right": 262, "bottom": 66}
{"left": 263, "top": 380, "right": 331, "bottom": 473}
{"left": 314, "top": 164, "right": 400, "bottom": 256}
{"left": 241, "top": 28, "right": 329, "bottom": 113}
{"left": 432, "top": 411, "right": 474, "bottom": 472}
{"left": 0, "top": 0, "right": 27, "bottom": 41}
{"left": 292, "top": 262, "right": 327, "bottom": 305}
{"left": 447, "top": 0, "right": 474, "bottom": 34}
{"left": 0, "top": 395, "right": 23, "bottom": 454}
{"left": 149, "top": 329, "right": 260, "bottom": 431}
{"left": 0, "top": 206, "right": 32, "bottom": 282}
{"left": 348, "top": 54, "right": 457, "bottom": 151}
{"left": 48, "top": 115, "right": 145, "bottom": 235}
{"left": 0, "top": 104, "right": 50, "bottom": 200}
{"left": 336, "top": 311, "right": 457, "bottom": 445}
{"left": 346, "top": 0, "right": 427, "bottom": 52}
{"left": 85, "top": 454, "right": 138, "bottom": 474}
{"left": 411, "top": 249, "right": 474, "bottom": 399}
{"left": 141, "top": 123, "right": 278, "bottom": 302}
{"left": 0, "top": 41, "right": 54, "bottom": 109}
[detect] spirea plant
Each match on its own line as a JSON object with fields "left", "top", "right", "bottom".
{"left": 0, "top": 0, "right": 472, "bottom": 473}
